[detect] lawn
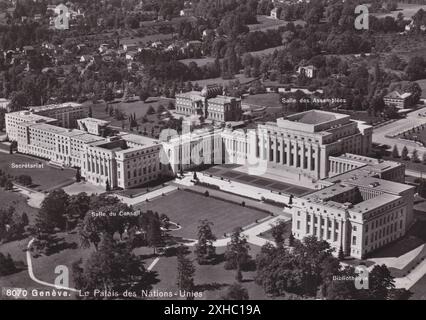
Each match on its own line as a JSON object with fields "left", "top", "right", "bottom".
{"left": 0, "top": 189, "right": 38, "bottom": 224}
{"left": 135, "top": 190, "right": 269, "bottom": 239}
{"left": 372, "top": 3, "right": 426, "bottom": 19}
{"left": 88, "top": 97, "right": 175, "bottom": 137}
{"left": 193, "top": 73, "right": 256, "bottom": 87}
{"left": 242, "top": 93, "right": 283, "bottom": 109}
{"left": 150, "top": 244, "right": 283, "bottom": 300}
{"left": 409, "top": 274, "right": 426, "bottom": 300}
{"left": 179, "top": 57, "right": 215, "bottom": 67}
{"left": 0, "top": 153, "right": 76, "bottom": 192}
{"left": 248, "top": 15, "right": 305, "bottom": 32}
{"left": 258, "top": 220, "right": 292, "bottom": 242}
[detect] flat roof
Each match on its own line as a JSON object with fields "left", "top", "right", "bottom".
{"left": 30, "top": 123, "right": 68, "bottom": 133}
{"left": 30, "top": 102, "right": 84, "bottom": 112}
{"left": 78, "top": 117, "right": 110, "bottom": 125}
{"left": 71, "top": 133, "right": 105, "bottom": 143}
{"left": 8, "top": 111, "right": 57, "bottom": 123}
{"left": 287, "top": 110, "right": 347, "bottom": 125}
{"left": 208, "top": 95, "right": 239, "bottom": 104}
{"left": 120, "top": 133, "right": 158, "bottom": 146}
{"left": 346, "top": 176, "right": 413, "bottom": 195}
{"left": 351, "top": 193, "right": 401, "bottom": 214}
{"left": 176, "top": 91, "right": 204, "bottom": 100}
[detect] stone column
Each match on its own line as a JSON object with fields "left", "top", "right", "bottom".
{"left": 332, "top": 219, "right": 336, "bottom": 242}
{"left": 325, "top": 217, "right": 329, "bottom": 240}
{"left": 310, "top": 212, "right": 314, "bottom": 235}
{"left": 286, "top": 139, "right": 291, "bottom": 165}
{"left": 293, "top": 141, "right": 298, "bottom": 168}
{"left": 272, "top": 136, "right": 277, "bottom": 163}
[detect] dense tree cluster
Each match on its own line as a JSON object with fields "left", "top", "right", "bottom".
{"left": 255, "top": 236, "right": 410, "bottom": 299}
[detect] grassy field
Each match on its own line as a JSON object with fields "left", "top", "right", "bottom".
{"left": 372, "top": 3, "right": 426, "bottom": 19}
{"left": 258, "top": 220, "right": 292, "bottom": 242}
{"left": 0, "top": 153, "right": 76, "bottom": 192}
{"left": 0, "top": 189, "right": 39, "bottom": 224}
{"left": 191, "top": 73, "right": 256, "bottom": 87}
{"left": 242, "top": 93, "right": 283, "bottom": 108}
{"left": 150, "top": 244, "right": 281, "bottom": 300}
{"left": 135, "top": 190, "right": 268, "bottom": 239}
{"left": 89, "top": 97, "right": 174, "bottom": 135}
{"left": 248, "top": 15, "right": 305, "bottom": 32}
{"left": 249, "top": 45, "right": 284, "bottom": 57}
{"left": 179, "top": 57, "right": 215, "bottom": 67}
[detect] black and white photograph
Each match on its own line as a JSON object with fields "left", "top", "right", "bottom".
{"left": 0, "top": 0, "right": 426, "bottom": 308}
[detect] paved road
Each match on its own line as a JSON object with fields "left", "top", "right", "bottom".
{"left": 114, "top": 185, "right": 178, "bottom": 206}
{"left": 26, "top": 238, "right": 80, "bottom": 293}
{"left": 373, "top": 107, "right": 426, "bottom": 157}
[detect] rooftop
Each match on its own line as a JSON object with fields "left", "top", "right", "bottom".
{"left": 8, "top": 111, "right": 57, "bottom": 124}
{"left": 29, "top": 102, "right": 84, "bottom": 112}
{"left": 78, "top": 117, "right": 110, "bottom": 125}
{"left": 288, "top": 110, "right": 344, "bottom": 125}
{"left": 120, "top": 133, "right": 159, "bottom": 146}
{"left": 208, "top": 95, "right": 239, "bottom": 105}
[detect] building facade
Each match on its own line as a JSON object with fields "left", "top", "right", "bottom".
{"left": 175, "top": 85, "right": 242, "bottom": 122}
{"left": 291, "top": 155, "right": 414, "bottom": 259}
{"left": 383, "top": 91, "right": 413, "bottom": 109}
{"left": 252, "top": 110, "right": 373, "bottom": 180}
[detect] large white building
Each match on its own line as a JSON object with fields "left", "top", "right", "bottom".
{"left": 28, "top": 102, "right": 88, "bottom": 129}
{"left": 290, "top": 154, "right": 414, "bottom": 259}
{"left": 247, "top": 110, "right": 373, "bottom": 181}
{"left": 82, "top": 134, "right": 165, "bottom": 189}
{"left": 175, "top": 85, "right": 242, "bottom": 122}
{"left": 6, "top": 107, "right": 166, "bottom": 190}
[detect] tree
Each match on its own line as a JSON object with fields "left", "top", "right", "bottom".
{"left": 142, "top": 211, "right": 164, "bottom": 254}
{"left": 405, "top": 56, "right": 426, "bottom": 81}
{"left": 103, "top": 88, "right": 114, "bottom": 102}
{"left": 412, "top": 149, "right": 420, "bottom": 163}
{"left": 21, "top": 212, "right": 29, "bottom": 226}
{"left": 147, "top": 105, "right": 155, "bottom": 115}
{"left": 0, "top": 252, "right": 17, "bottom": 276}
{"left": 222, "top": 283, "right": 249, "bottom": 300}
{"left": 36, "top": 189, "right": 70, "bottom": 231}
{"left": 4, "top": 179, "right": 13, "bottom": 191}
{"left": 17, "top": 175, "right": 32, "bottom": 186}
{"left": 326, "top": 266, "right": 358, "bottom": 300}
{"left": 288, "top": 232, "right": 295, "bottom": 247}
{"left": 361, "top": 264, "right": 395, "bottom": 300}
{"left": 403, "top": 82, "right": 422, "bottom": 106}
{"left": 256, "top": 236, "right": 339, "bottom": 297}
{"left": 338, "top": 246, "right": 345, "bottom": 260}
{"left": 224, "top": 228, "right": 251, "bottom": 277}
{"left": 176, "top": 251, "right": 196, "bottom": 299}
{"left": 418, "top": 179, "right": 426, "bottom": 198}
{"left": 391, "top": 145, "right": 399, "bottom": 158}
{"left": 73, "top": 234, "right": 156, "bottom": 299}
{"left": 271, "top": 220, "right": 288, "bottom": 247}
{"left": 106, "top": 179, "right": 111, "bottom": 192}
{"left": 401, "top": 146, "right": 409, "bottom": 161}
{"left": 195, "top": 219, "right": 217, "bottom": 264}
{"left": 75, "top": 168, "right": 81, "bottom": 182}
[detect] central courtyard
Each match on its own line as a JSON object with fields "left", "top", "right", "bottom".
{"left": 134, "top": 190, "right": 269, "bottom": 239}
